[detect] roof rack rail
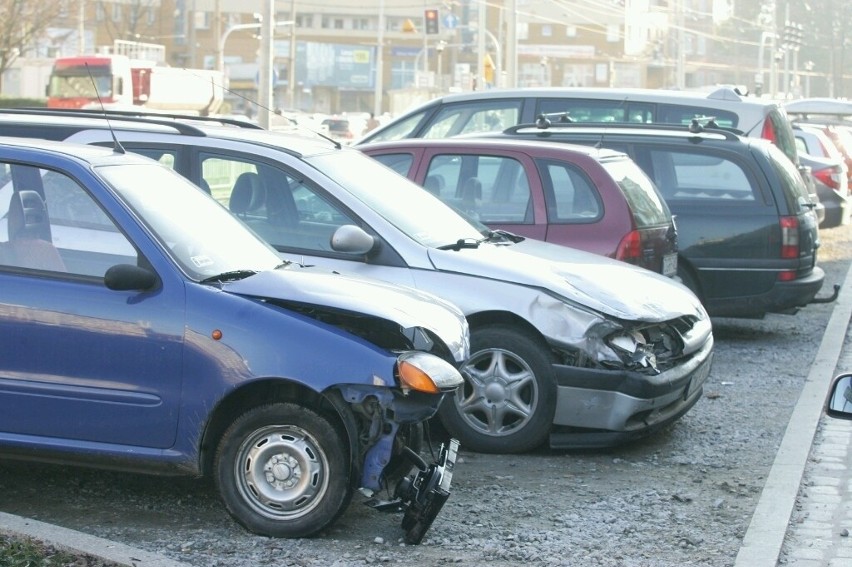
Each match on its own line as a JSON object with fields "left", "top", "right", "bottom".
{"left": 504, "top": 117, "right": 743, "bottom": 140}
{"left": 0, "top": 107, "right": 264, "bottom": 135}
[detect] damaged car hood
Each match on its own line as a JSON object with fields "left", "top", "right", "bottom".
{"left": 221, "top": 266, "right": 469, "bottom": 361}
{"left": 428, "top": 238, "right": 704, "bottom": 322}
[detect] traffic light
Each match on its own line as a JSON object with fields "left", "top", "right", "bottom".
{"left": 424, "top": 9, "right": 439, "bottom": 35}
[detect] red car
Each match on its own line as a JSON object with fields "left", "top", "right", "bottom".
{"left": 359, "top": 137, "right": 678, "bottom": 276}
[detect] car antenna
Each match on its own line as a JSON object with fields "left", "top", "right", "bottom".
{"left": 86, "top": 63, "right": 126, "bottom": 154}
{"left": 194, "top": 69, "right": 343, "bottom": 149}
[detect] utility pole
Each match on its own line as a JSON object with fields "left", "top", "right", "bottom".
{"left": 258, "top": 0, "right": 274, "bottom": 129}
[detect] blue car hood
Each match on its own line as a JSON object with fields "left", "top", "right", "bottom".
{"left": 428, "top": 238, "right": 704, "bottom": 322}
{"left": 223, "top": 265, "right": 469, "bottom": 360}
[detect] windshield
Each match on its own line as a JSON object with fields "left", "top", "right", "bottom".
{"left": 97, "top": 163, "right": 283, "bottom": 279}
{"left": 48, "top": 66, "right": 112, "bottom": 99}
{"left": 308, "top": 151, "right": 485, "bottom": 248}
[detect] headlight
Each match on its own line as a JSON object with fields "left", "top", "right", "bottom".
{"left": 397, "top": 351, "right": 464, "bottom": 394}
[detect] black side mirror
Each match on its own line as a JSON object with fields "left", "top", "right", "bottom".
{"left": 104, "top": 264, "right": 158, "bottom": 291}
{"left": 826, "top": 373, "right": 852, "bottom": 420}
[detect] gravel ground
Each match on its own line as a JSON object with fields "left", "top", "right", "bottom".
{"left": 2, "top": 224, "right": 851, "bottom": 567}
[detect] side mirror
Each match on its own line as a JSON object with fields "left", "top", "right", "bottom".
{"left": 330, "top": 225, "right": 376, "bottom": 255}
{"left": 104, "top": 264, "right": 158, "bottom": 291}
{"left": 826, "top": 373, "right": 852, "bottom": 420}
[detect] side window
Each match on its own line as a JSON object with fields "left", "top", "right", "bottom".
{"left": 370, "top": 153, "right": 414, "bottom": 176}
{"left": 0, "top": 163, "right": 137, "bottom": 277}
{"left": 199, "top": 153, "right": 357, "bottom": 252}
{"left": 536, "top": 159, "right": 601, "bottom": 222}
{"left": 655, "top": 105, "right": 738, "bottom": 128}
{"left": 536, "top": 99, "right": 653, "bottom": 123}
{"left": 648, "top": 149, "right": 755, "bottom": 201}
{"left": 423, "top": 100, "right": 522, "bottom": 138}
{"left": 423, "top": 154, "right": 532, "bottom": 223}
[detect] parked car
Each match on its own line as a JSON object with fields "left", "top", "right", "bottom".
{"left": 358, "top": 137, "right": 678, "bottom": 277}
{"left": 792, "top": 121, "right": 851, "bottom": 228}
{"left": 0, "top": 136, "right": 470, "bottom": 543}
{"left": 320, "top": 117, "right": 354, "bottom": 142}
{"left": 357, "top": 86, "right": 823, "bottom": 217}
{"left": 785, "top": 98, "right": 852, "bottom": 184}
{"left": 357, "top": 86, "right": 801, "bottom": 166}
{"left": 0, "top": 108, "right": 714, "bottom": 454}
{"left": 480, "top": 120, "right": 835, "bottom": 319}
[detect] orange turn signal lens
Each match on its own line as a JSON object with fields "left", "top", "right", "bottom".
{"left": 398, "top": 360, "right": 440, "bottom": 394}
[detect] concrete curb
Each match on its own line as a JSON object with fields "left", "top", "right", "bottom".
{"left": 733, "top": 260, "right": 852, "bottom": 567}
{"left": 0, "top": 511, "right": 192, "bottom": 567}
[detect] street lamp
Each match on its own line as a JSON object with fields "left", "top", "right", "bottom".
{"left": 436, "top": 40, "right": 446, "bottom": 89}
{"left": 216, "top": 18, "right": 293, "bottom": 76}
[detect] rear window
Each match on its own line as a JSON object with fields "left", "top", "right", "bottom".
{"left": 600, "top": 158, "right": 671, "bottom": 227}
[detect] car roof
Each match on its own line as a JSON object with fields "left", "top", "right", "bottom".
{"left": 0, "top": 135, "right": 153, "bottom": 166}
{"left": 0, "top": 108, "right": 344, "bottom": 157}
{"left": 496, "top": 121, "right": 759, "bottom": 146}
{"left": 785, "top": 98, "right": 852, "bottom": 117}
{"left": 358, "top": 136, "right": 629, "bottom": 161}
{"left": 400, "top": 86, "right": 778, "bottom": 112}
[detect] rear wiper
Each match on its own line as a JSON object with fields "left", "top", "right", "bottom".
{"left": 199, "top": 270, "right": 258, "bottom": 284}
{"left": 437, "top": 237, "right": 485, "bottom": 251}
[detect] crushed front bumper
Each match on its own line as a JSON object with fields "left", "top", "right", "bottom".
{"left": 364, "top": 438, "right": 459, "bottom": 544}
{"left": 549, "top": 335, "right": 714, "bottom": 449}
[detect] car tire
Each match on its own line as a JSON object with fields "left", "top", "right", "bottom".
{"left": 214, "top": 403, "right": 351, "bottom": 538}
{"left": 439, "top": 325, "right": 557, "bottom": 453}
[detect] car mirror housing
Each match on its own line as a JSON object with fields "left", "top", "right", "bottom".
{"left": 104, "top": 264, "right": 158, "bottom": 291}
{"left": 330, "top": 224, "right": 376, "bottom": 255}
{"left": 826, "top": 373, "right": 852, "bottom": 420}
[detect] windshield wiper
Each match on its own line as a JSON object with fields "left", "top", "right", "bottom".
{"left": 487, "top": 229, "right": 525, "bottom": 244}
{"left": 199, "top": 270, "right": 258, "bottom": 284}
{"left": 437, "top": 237, "right": 486, "bottom": 251}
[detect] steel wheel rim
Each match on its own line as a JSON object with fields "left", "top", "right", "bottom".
{"left": 457, "top": 347, "right": 538, "bottom": 437}
{"left": 234, "top": 425, "right": 329, "bottom": 520}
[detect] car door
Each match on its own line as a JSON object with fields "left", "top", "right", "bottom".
{"left": 0, "top": 160, "right": 185, "bottom": 449}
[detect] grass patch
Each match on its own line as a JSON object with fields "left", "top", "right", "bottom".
{"left": 0, "top": 534, "right": 119, "bottom": 566}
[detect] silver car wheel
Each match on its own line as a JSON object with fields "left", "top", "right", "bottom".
{"left": 234, "top": 424, "right": 329, "bottom": 520}
{"left": 458, "top": 347, "right": 538, "bottom": 436}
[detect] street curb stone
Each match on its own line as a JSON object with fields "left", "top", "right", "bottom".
{"left": 0, "top": 511, "right": 192, "bottom": 567}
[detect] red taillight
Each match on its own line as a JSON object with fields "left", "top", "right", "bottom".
{"left": 813, "top": 167, "right": 841, "bottom": 190}
{"left": 779, "top": 216, "right": 799, "bottom": 259}
{"left": 761, "top": 119, "right": 777, "bottom": 145}
{"left": 616, "top": 230, "right": 642, "bottom": 263}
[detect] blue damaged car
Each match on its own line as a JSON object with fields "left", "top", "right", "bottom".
{"left": 0, "top": 137, "right": 468, "bottom": 543}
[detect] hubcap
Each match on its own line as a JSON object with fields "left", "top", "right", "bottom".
{"left": 457, "top": 347, "right": 538, "bottom": 437}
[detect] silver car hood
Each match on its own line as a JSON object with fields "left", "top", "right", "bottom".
{"left": 428, "top": 238, "right": 704, "bottom": 322}
{"left": 224, "top": 266, "right": 469, "bottom": 361}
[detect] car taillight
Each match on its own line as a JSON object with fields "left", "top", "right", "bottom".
{"left": 761, "top": 119, "right": 777, "bottom": 145}
{"left": 813, "top": 167, "right": 842, "bottom": 190}
{"left": 779, "top": 216, "right": 799, "bottom": 260}
{"left": 616, "top": 230, "right": 642, "bottom": 263}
